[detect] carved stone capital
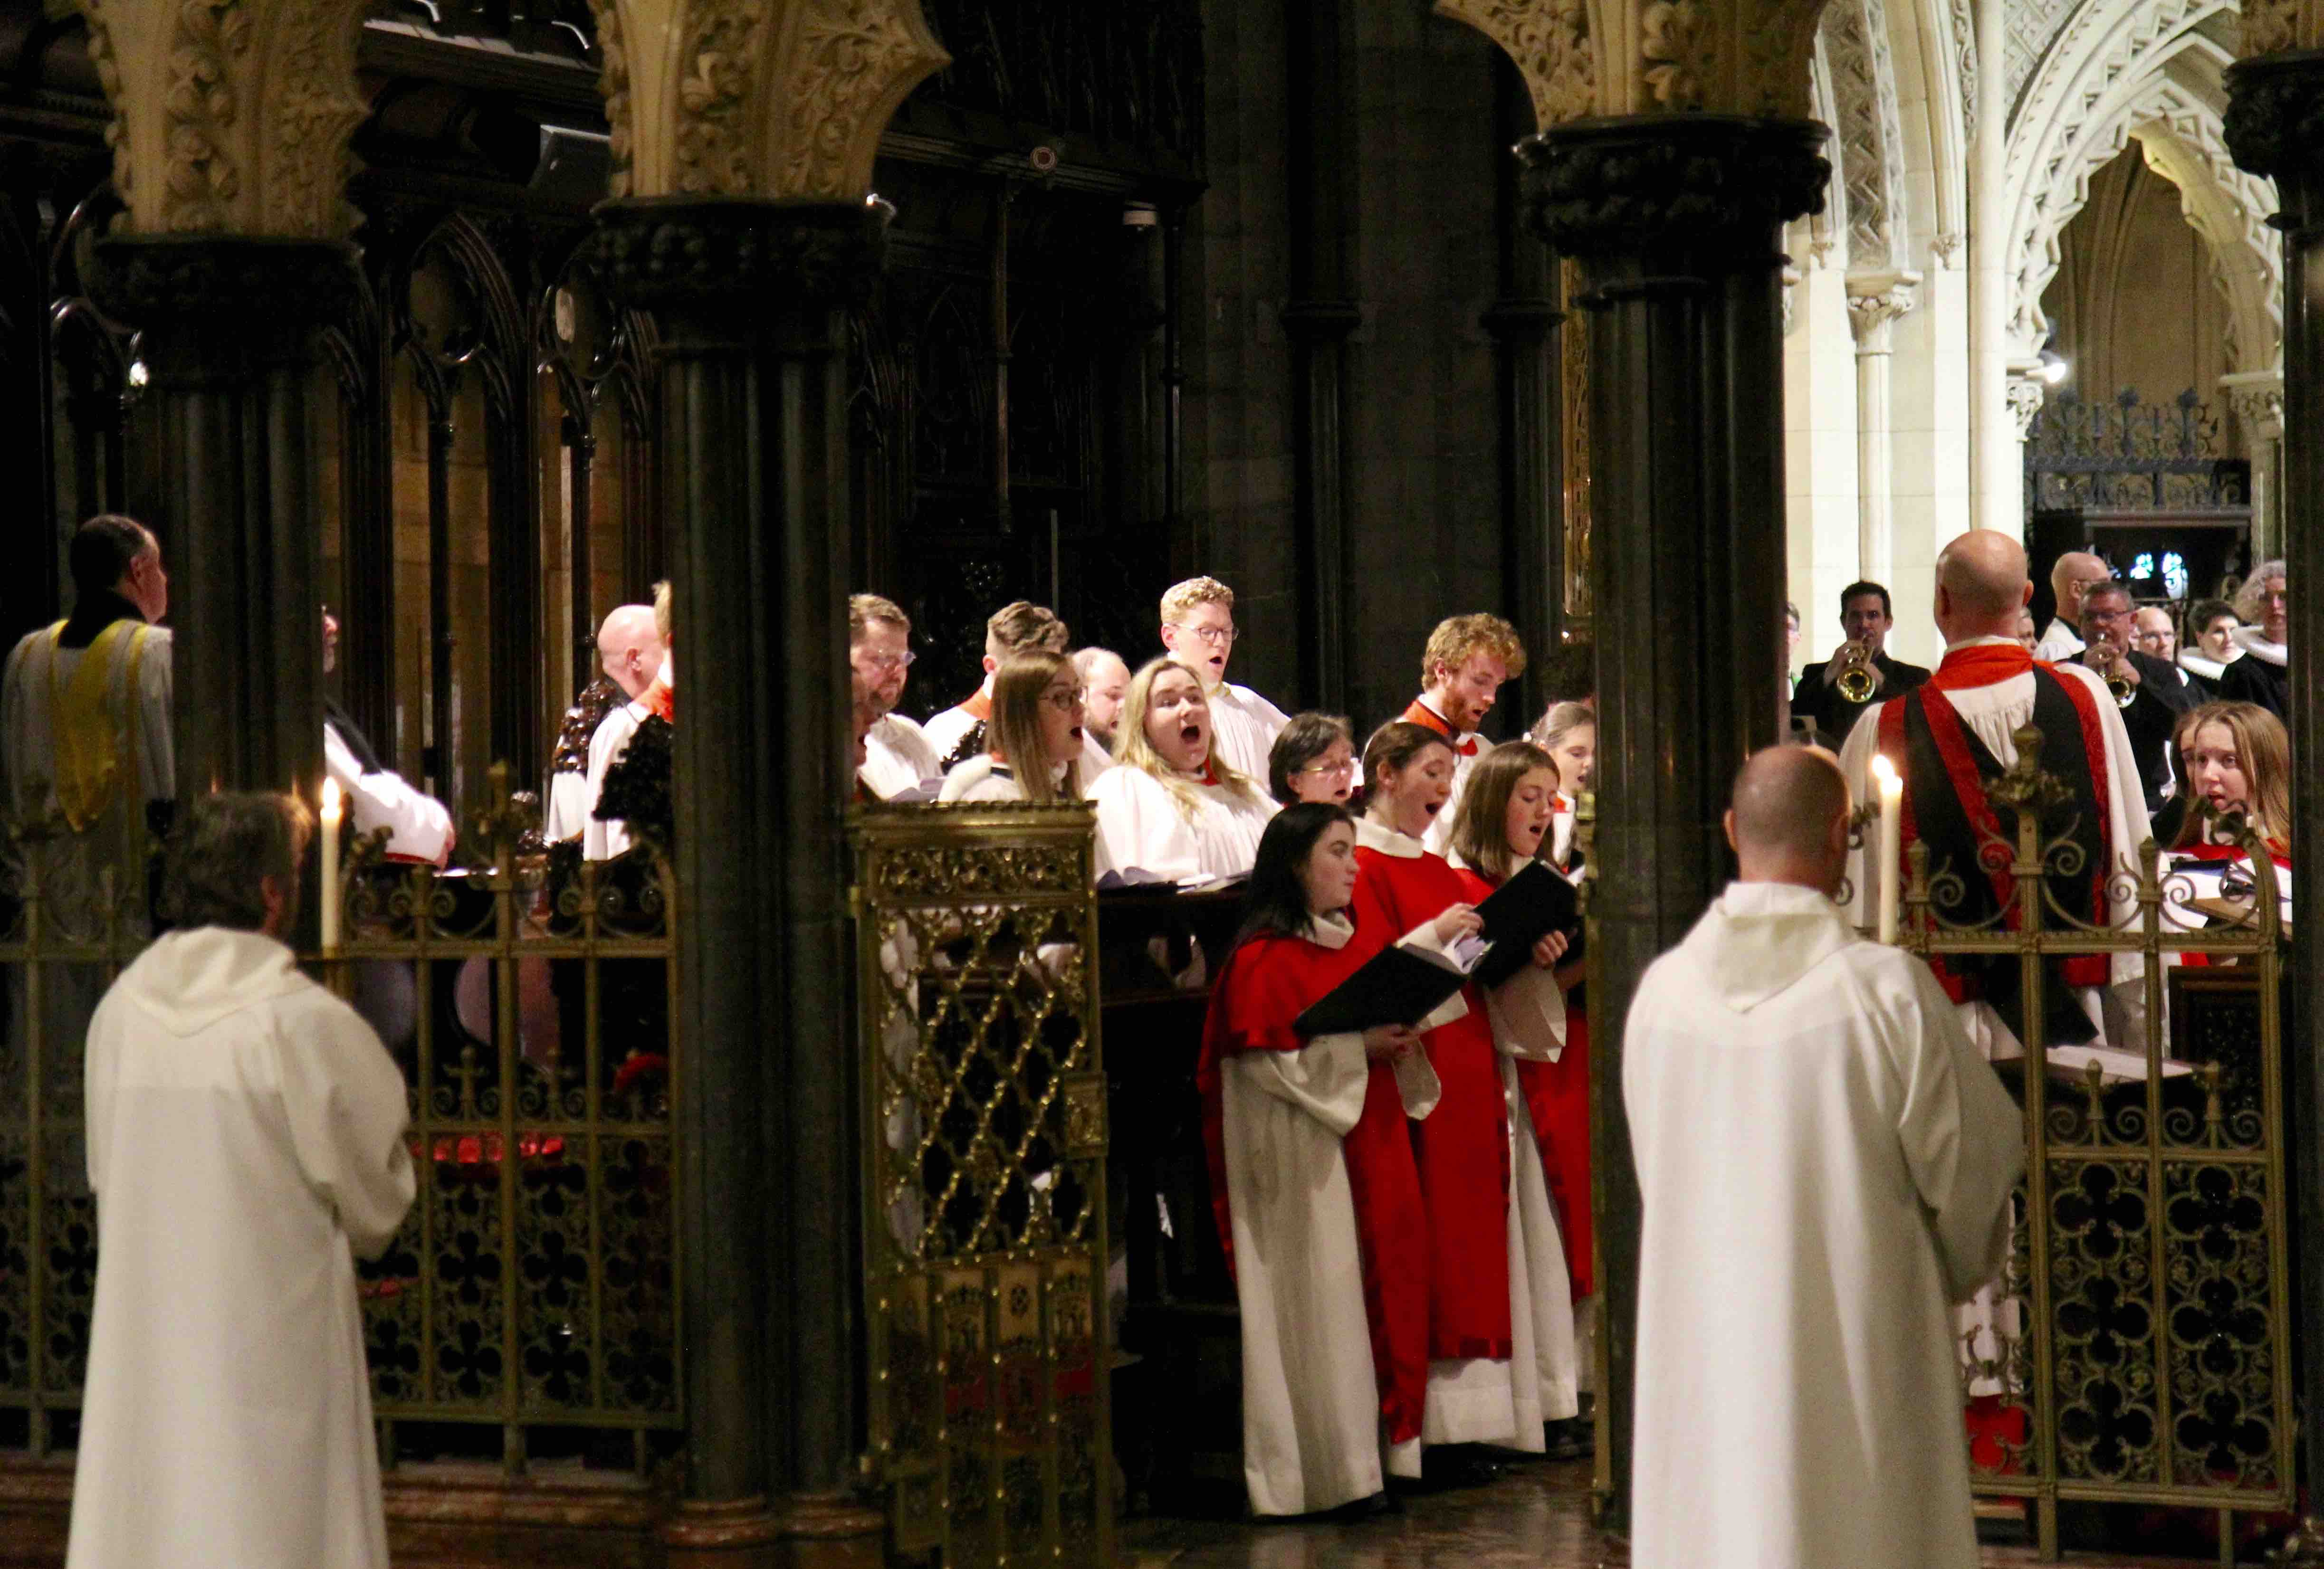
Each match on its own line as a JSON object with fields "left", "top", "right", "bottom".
{"left": 86, "top": 234, "right": 359, "bottom": 358}
{"left": 1436, "top": 0, "right": 1825, "bottom": 125}
{"left": 82, "top": 0, "right": 370, "bottom": 238}
{"left": 1516, "top": 114, "right": 1829, "bottom": 263}
{"left": 2006, "top": 377, "right": 2047, "bottom": 442}
{"left": 589, "top": 0, "right": 949, "bottom": 200}
{"left": 2225, "top": 48, "right": 2324, "bottom": 186}
{"left": 589, "top": 198, "right": 889, "bottom": 315}
{"left": 1845, "top": 270, "right": 1920, "bottom": 353}
{"left": 1930, "top": 230, "right": 1966, "bottom": 267}
{"left": 2220, "top": 369, "right": 2287, "bottom": 439}
{"left": 2237, "top": 3, "right": 2324, "bottom": 67}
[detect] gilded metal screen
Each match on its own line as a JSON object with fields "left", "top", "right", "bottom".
{"left": 1890, "top": 731, "right": 2290, "bottom": 1562}
{"left": 851, "top": 803, "right": 1111, "bottom": 1569}
{"left": 0, "top": 780, "right": 682, "bottom": 1480}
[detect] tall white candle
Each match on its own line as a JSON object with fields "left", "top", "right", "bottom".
{"left": 320, "top": 777, "right": 343, "bottom": 954}
{"left": 1870, "top": 754, "right": 1902, "bottom": 944}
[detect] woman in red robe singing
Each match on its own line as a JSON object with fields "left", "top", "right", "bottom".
{"left": 1349, "top": 720, "right": 1515, "bottom": 1474}
{"left": 1198, "top": 803, "right": 1452, "bottom": 1507}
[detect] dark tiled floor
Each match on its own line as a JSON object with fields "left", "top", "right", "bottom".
{"left": 1122, "top": 1459, "right": 2233, "bottom": 1569}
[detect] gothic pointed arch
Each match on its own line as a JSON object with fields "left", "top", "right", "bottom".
{"left": 1821, "top": 0, "right": 1913, "bottom": 272}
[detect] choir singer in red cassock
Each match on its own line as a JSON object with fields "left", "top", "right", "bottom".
{"left": 1197, "top": 804, "right": 1451, "bottom": 1516}
{"left": 1349, "top": 720, "right": 1519, "bottom": 1476}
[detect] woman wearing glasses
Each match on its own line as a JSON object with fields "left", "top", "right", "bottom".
{"left": 1267, "top": 713, "right": 1358, "bottom": 806}
{"left": 937, "top": 650, "right": 1091, "bottom": 804}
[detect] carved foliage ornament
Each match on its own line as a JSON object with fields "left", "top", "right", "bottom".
{"left": 1436, "top": 0, "right": 1824, "bottom": 123}
{"left": 2238, "top": 0, "right": 2324, "bottom": 59}
{"left": 1517, "top": 116, "right": 1830, "bottom": 259}
{"left": 589, "top": 0, "right": 950, "bottom": 200}
{"left": 79, "top": 0, "right": 370, "bottom": 238}
{"left": 2224, "top": 52, "right": 2324, "bottom": 179}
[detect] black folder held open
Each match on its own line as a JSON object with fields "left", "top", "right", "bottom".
{"left": 1292, "top": 860, "right": 1583, "bottom": 1037}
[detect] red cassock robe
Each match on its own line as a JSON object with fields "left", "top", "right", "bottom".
{"left": 1197, "top": 923, "right": 1433, "bottom": 1448}
{"left": 1351, "top": 843, "right": 1513, "bottom": 1363}
{"left": 1452, "top": 866, "right": 1593, "bottom": 1302}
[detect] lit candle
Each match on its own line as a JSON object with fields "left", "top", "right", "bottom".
{"left": 1870, "top": 754, "right": 1902, "bottom": 944}
{"left": 320, "top": 776, "right": 343, "bottom": 954}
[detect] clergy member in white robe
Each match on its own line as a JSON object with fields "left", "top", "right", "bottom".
{"left": 1157, "top": 577, "right": 1290, "bottom": 781}
{"left": 2030, "top": 549, "right": 2110, "bottom": 662}
{"left": 1625, "top": 747, "right": 2023, "bottom": 1569}
{"left": 850, "top": 593, "right": 945, "bottom": 799}
{"left": 579, "top": 604, "right": 668, "bottom": 859}
{"left": 922, "top": 599, "right": 1071, "bottom": 768}
{"left": 543, "top": 679, "right": 621, "bottom": 842}
{"left": 1397, "top": 613, "right": 1527, "bottom": 856}
{"left": 1086, "top": 658, "right": 1277, "bottom": 883}
{"left": 68, "top": 792, "right": 416, "bottom": 1569}
{"left": 325, "top": 722, "right": 454, "bottom": 866}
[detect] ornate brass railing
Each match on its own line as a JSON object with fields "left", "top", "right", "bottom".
{"left": 851, "top": 802, "right": 1111, "bottom": 1569}
{"left": 0, "top": 773, "right": 682, "bottom": 1481}
{"left": 1885, "top": 731, "right": 2287, "bottom": 1562}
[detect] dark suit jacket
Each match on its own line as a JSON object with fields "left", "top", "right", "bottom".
{"left": 2111, "top": 647, "right": 2199, "bottom": 813}
{"left": 1791, "top": 651, "right": 1932, "bottom": 746}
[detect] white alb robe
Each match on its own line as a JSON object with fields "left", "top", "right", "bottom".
{"left": 921, "top": 687, "right": 989, "bottom": 769}
{"left": 325, "top": 724, "right": 453, "bottom": 866}
{"left": 69, "top": 927, "right": 416, "bottom": 1569}
{"left": 1838, "top": 637, "right": 2153, "bottom": 1061}
{"left": 862, "top": 713, "right": 942, "bottom": 801}
{"left": 1086, "top": 764, "right": 1278, "bottom": 883}
{"left": 583, "top": 698, "right": 650, "bottom": 861}
{"left": 2031, "top": 616, "right": 2085, "bottom": 662}
{"left": 1203, "top": 680, "right": 1291, "bottom": 783}
{"left": 1624, "top": 882, "right": 2024, "bottom": 1569}
{"left": 543, "top": 767, "right": 592, "bottom": 842}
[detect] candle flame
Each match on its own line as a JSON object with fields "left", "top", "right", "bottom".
{"left": 321, "top": 776, "right": 342, "bottom": 822}
{"left": 1868, "top": 754, "right": 1900, "bottom": 794}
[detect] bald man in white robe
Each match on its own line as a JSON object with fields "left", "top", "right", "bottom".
{"left": 582, "top": 605, "right": 666, "bottom": 860}
{"left": 1625, "top": 747, "right": 2023, "bottom": 1569}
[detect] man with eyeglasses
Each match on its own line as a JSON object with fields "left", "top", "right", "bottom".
{"left": 850, "top": 593, "right": 942, "bottom": 800}
{"left": 2032, "top": 550, "right": 2113, "bottom": 661}
{"left": 1157, "top": 576, "right": 1288, "bottom": 782}
{"left": 2079, "top": 581, "right": 2195, "bottom": 815}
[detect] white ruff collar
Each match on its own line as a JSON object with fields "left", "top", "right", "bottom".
{"left": 1303, "top": 911, "right": 1356, "bottom": 950}
{"left": 1356, "top": 814, "right": 1425, "bottom": 859}
{"left": 2232, "top": 626, "right": 2286, "bottom": 666}
{"left": 2180, "top": 649, "right": 2232, "bottom": 680}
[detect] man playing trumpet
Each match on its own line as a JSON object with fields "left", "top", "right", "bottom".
{"left": 2078, "top": 579, "right": 2196, "bottom": 816}
{"left": 1790, "top": 581, "right": 1931, "bottom": 745}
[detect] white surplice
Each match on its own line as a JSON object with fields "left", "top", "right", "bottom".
{"left": 1221, "top": 913, "right": 1384, "bottom": 1516}
{"left": 1838, "top": 637, "right": 2153, "bottom": 1059}
{"left": 1203, "top": 680, "right": 1291, "bottom": 783}
{"left": 921, "top": 687, "right": 989, "bottom": 770}
{"left": 582, "top": 698, "right": 650, "bottom": 861}
{"left": 1078, "top": 729, "right": 1115, "bottom": 781}
{"left": 936, "top": 754, "right": 1078, "bottom": 804}
{"left": 325, "top": 724, "right": 453, "bottom": 866}
{"left": 862, "top": 713, "right": 942, "bottom": 801}
{"left": 2031, "top": 616, "right": 2085, "bottom": 662}
{"left": 543, "top": 767, "right": 592, "bottom": 843}
{"left": 1086, "top": 764, "right": 1277, "bottom": 882}
{"left": 69, "top": 927, "right": 417, "bottom": 1569}
{"left": 1624, "top": 882, "right": 2024, "bottom": 1569}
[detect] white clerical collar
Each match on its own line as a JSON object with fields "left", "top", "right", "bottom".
{"left": 2232, "top": 625, "right": 2287, "bottom": 666}
{"left": 1943, "top": 634, "right": 2023, "bottom": 652}
{"left": 1303, "top": 910, "right": 1356, "bottom": 950}
{"left": 1356, "top": 814, "right": 1425, "bottom": 858}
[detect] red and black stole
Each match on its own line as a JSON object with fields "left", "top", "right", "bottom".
{"left": 1875, "top": 643, "right": 2111, "bottom": 1044}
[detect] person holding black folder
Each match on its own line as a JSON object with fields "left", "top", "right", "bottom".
{"left": 1196, "top": 804, "right": 1457, "bottom": 1514}
{"left": 1444, "top": 744, "right": 1587, "bottom": 1454}
{"left": 1348, "top": 720, "right": 1519, "bottom": 1477}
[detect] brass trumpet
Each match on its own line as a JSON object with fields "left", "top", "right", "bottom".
{"left": 1834, "top": 641, "right": 1879, "bottom": 704}
{"left": 2094, "top": 644, "right": 2138, "bottom": 709}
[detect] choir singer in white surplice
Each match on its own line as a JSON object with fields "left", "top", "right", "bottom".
{"left": 67, "top": 792, "right": 416, "bottom": 1569}
{"left": 1624, "top": 746, "right": 2023, "bottom": 1569}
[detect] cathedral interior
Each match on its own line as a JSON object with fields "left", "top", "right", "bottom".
{"left": 0, "top": 0, "right": 2319, "bottom": 1565}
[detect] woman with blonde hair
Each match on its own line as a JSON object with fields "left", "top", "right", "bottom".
{"left": 1527, "top": 701, "right": 1596, "bottom": 869}
{"left": 1441, "top": 743, "right": 1586, "bottom": 1452}
{"left": 2163, "top": 701, "right": 2291, "bottom": 938}
{"left": 1085, "top": 657, "right": 1279, "bottom": 880}
{"left": 937, "top": 649, "right": 1088, "bottom": 804}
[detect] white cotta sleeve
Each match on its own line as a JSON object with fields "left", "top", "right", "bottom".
{"left": 274, "top": 992, "right": 418, "bottom": 1259}
{"left": 1889, "top": 958, "right": 2028, "bottom": 1303}
{"left": 327, "top": 723, "right": 455, "bottom": 866}
{"left": 83, "top": 998, "right": 118, "bottom": 1194}
{"left": 1229, "top": 1033, "right": 1370, "bottom": 1137}
{"left": 135, "top": 629, "right": 174, "bottom": 808}
{"left": 1485, "top": 961, "right": 1568, "bottom": 1060}
{"left": 1392, "top": 918, "right": 1473, "bottom": 1031}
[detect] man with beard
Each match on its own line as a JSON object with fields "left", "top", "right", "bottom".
{"left": 850, "top": 594, "right": 940, "bottom": 800}
{"left": 1070, "top": 646, "right": 1128, "bottom": 778}
{"left": 1399, "top": 613, "right": 1527, "bottom": 856}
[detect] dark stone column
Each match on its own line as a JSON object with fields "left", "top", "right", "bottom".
{"left": 1518, "top": 115, "right": 1828, "bottom": 1528}
{"left": 592, "top": 196, "right": 881, "bottom": 1569}
{"left": 86, "top": 236, "right": 350, "bottom": 938}
{"left": 1282, "top": 0, "right": 1357, "bottom": 714}
{"left": 2223, "top": 48, "right": 2324, "bottom": 1552}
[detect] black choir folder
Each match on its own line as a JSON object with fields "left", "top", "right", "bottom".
{"left": 1292, "top": 860, "right": 1582, "bottom": 1036}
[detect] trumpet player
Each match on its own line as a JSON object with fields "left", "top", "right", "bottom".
{"left": 1790, "top": 581, "right": 1931, "bottom": 745}
{"left": 2079, "top": 580, "right": 2196, "bottom": 816}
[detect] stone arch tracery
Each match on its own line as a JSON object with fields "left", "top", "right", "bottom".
{"left": 1821, "top": 0, "right": 1913, "bottom": 271}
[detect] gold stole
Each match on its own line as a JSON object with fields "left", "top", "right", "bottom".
{"left": 48, "top": 618, "right": 151, "bottom": 833}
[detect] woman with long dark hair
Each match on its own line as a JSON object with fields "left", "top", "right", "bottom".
{"left": 1196, "top": 803, "right": 1453, "bottom": 1515}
